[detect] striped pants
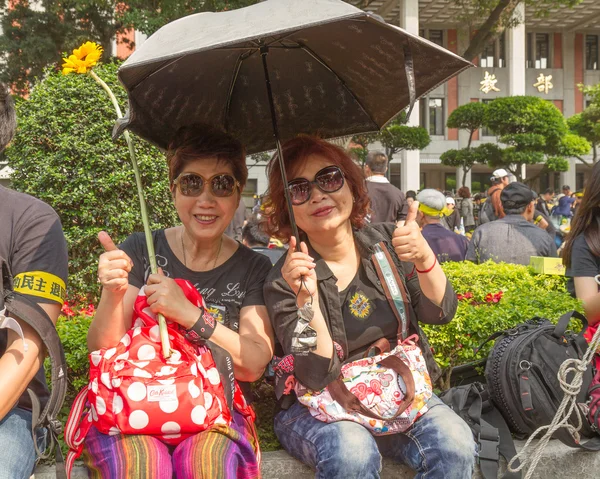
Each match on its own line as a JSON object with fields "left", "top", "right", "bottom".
{"left": 83, "top": 411, "right": 259, "bottom": 479}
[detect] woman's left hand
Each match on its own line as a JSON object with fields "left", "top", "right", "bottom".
{"left": 392, "top": 201, "right": 435, "bottom": 269}
{"left": 144, "top": 269, "right": 199, "bottom": 329}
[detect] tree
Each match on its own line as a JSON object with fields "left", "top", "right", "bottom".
{"left": 356, "top": 0, "right": 582, "bottom": 61}
{"left": 440, "top": 102, "right": 487, "bottom": 186}
{"left": 377, "top": 119, "right": 431, "bottom": 164}
{"left": 5, "top": 62, "right": 178, "bottom": 303}
{"left": 482, "top": 96, "right": 590, "bottom": 182}
{"left": 567, "top": 84, "right": 600, "bottom": 165}
{"left": 117, "top": 0, "right": 260, "bottom": 37}
{"left": 0, "top": 0, "right": 259, "bottom": 92}
{"left": 0, "top": 0, "right": 118, "bottom": 92}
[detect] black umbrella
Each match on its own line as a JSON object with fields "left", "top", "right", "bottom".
{"left": 114, "top": 0, "right": 472, "bottom": 241}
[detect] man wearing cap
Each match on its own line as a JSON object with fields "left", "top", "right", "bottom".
{"left": 364, "top": 151, "right": 408, "bottom": 224}
{"left": 467, "top": 182, "right": 557, "bottom": 265}
{"left": 417, "top": 190, "right": 469, "bottom": 263}
{"left": 480, "top": 168, "right": 511, "bottom": 224}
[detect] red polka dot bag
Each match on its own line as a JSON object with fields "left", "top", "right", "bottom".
{"left": 64, "top": 279, "right": 256, "bottom": 477}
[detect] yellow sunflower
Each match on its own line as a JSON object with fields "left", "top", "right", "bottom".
{"left": 62, "top": 42, "right": 103, "bottom": 75}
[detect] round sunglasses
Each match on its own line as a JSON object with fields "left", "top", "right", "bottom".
{"left": 287, "top": 165, "right": 345, "bottom": 206}
{"left": 172, "top": 172, "right": 240, "bottom": 198}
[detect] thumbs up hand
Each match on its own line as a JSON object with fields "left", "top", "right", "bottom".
{"left": 97, "top": 231, "right": 133, "bottom": 294}
{"left": 392, "top": 201, "right": 435, "bottom": 268}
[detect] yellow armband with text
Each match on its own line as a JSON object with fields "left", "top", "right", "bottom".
{"left": 13, "top": 271, "right": 66, "bottom": 305}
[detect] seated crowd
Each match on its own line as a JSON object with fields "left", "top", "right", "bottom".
{"left": 1, "top": 83, "right": 599, "bottom": 479}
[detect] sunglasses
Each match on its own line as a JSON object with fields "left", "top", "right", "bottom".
{"left": 172, "top": 172, "right": 240, "bottom": 198}
{"left": 287, "top": 166, "right": 345, "bottom": 206}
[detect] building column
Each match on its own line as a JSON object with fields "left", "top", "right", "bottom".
{"left": 561, "top": 32, "right": 577, "bottom": 190}
{"left": 399, "top": 0, "right": 420, "bottom": 193}
{"left": 507, "top": 3, "right": 526, "bottom": 96}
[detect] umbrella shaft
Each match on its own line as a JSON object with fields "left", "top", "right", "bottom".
{"left": 260, "top": 47, "right": 301, "bottom": 250}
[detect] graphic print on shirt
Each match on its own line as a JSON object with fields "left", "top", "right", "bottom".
{"left": 141, "top": 254, "right": 242, "bottom": 333}
{"left": 347, "top": 290, "right": 373, "bottom": 320}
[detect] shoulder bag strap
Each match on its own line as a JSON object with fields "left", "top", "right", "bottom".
{"left": 371, "top": 242, "right": 410, "bottom": 341}
{"left": 4, "top": 292, "right": 68, "bottom": 436}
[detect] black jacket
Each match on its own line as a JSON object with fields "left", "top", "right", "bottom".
{"left": 264, "top": 223, "right": 457, "bottom": 391}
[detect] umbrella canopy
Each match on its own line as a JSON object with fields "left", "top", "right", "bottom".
{"left": 115, "top": 0, "right": 472, "bottom": 154}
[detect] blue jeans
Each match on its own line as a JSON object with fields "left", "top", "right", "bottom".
{"left": 274, "top": 395, "right": 476, "bottom": 479}
{"left": 0, "top": 407, "right": 47, "bottom": 479}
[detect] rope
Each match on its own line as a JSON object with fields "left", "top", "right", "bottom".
{"left": 507, "top": 315, "right": 600, "bottom": 478}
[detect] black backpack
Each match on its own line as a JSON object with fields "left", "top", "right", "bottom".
{"left": 0, "top": 256, "right": 68, "bottom": 476}
{"left": 440, "top": 382, "right": 521, "bottom": 479}
{"left": 482, "top": 311, "right": 600, "bottom": 450}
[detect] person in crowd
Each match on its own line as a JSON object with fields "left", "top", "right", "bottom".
{"left": 563, "top": 161, "right": 600, "bottom": 300}
{"left": 473, "top": 193, "right": 485, "bottom": 226}
{"left": 441, "top": 196, "right": 461, "bottom": 231}
{"left": 466, "top": 182, "right": 557, "bottom": 265}
{"left": 417, "top": 189, "right": 469, "bottom": 263}
{"left": 456, "top": 186, "right": 475, "bottom": 233}
{"left": 224, "top": 197, "right": 247, "bottom": 241}
{"left": 363, "top": 151, "right": 408, "bottom": 225}
{"left": 573, "top": 190, "right": 584, "bottom": 218}
{"left": 481, "top": 168, "right": 510, "bottom": 223}
{"left": 86, "top": 124, "right": 274, "bottom": 478}
{"left": 241, "top": 219, "right": 285, "bottom": 265}
{"left": 263, "top": 136, "right": 475, "bottom": 479}
{"left": 552, "top": 186, "right": 576, "bottom": 219}
{"left": 405, "top": 190, "right": 417, "bottom": 207}
{"left": 537, "top": 188, "right": 554, "bottom": 217}
{"left": 0, "top": 83, "right": 69, "bottom": 479}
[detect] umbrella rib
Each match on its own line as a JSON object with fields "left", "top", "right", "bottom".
{"left": 224, "top": 50, "right": 256, "bottom": 131}
{"left": 299, "top": 44, "right": 379, "bottom": 131}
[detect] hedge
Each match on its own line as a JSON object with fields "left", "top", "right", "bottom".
{"left": 6, "top": 61, "right": 178, "bottom": 306}
{"left": 47, "top": 261, "right": 581, "bottom": 455}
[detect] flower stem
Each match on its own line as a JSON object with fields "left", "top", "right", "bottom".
{"left": 89, "top": 70, "right": 171, "bottom": 358}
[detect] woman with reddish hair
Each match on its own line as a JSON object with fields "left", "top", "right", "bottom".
{"left": 263, "top": 136, "right": 475, "bottom": 479}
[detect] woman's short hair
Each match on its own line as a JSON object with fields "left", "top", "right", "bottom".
{"left": 457, "top": 186, "right": 471, "bottom": 199}
{"left": 264, "top": 136, "right": 370, "bottom": 240}
{"left": 166, "top": 124, "right": 247, "bottom": 189}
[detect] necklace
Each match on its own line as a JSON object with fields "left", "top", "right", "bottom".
{"left": 181, "top": 230, "right": 223, "bottom": 271}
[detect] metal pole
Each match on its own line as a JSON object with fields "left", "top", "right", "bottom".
{"left": 260, "top": 46, "right": 301, "bottom": 248}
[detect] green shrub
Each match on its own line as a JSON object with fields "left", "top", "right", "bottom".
{"left": 426, "top": 261, "right": 583, "bottom": 389}
{"left": 7, "top": 61, "right": 178, "bottom": 305}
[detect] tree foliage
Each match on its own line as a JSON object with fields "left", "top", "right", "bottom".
{"left": 567, "top": 85, "right": 600, "bottom": 165}
{"left": 0, "top": 0, "right": 118, "bottom": 92}
{"left": 6, "top": 62, "right": 178, "bottom": 303}
{"left": 0, "top": 0, "right": 259, "bottom": 91}
{"left": 378, "top": 121, "right": 431, "bottom": 160}
{"left": 482, "top": 96, "right": 589, "bottom": 181}
{"left": 118, "top": 0, "right": 260, "bottom": 37}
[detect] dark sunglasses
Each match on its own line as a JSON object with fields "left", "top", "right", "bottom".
{"left": 172, "top": 172, "right": 240, "bottom": 198}
{"left": 287, "top": 166, "right": 345, "bottom": 206}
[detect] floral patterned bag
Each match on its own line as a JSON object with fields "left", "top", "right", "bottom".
{"left": 295, "top": 243, "right": 433, "bottom": 435}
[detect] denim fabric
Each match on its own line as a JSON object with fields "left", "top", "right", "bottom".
{"left": 0, "top": 407, "right": 47, "bottom": 479}
{"left": 274, "top": 395, "right": 476, "bottom": 479}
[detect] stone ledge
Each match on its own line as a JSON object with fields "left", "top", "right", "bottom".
{"left": 32, "top": 439, "right": 600, "bottom": 479}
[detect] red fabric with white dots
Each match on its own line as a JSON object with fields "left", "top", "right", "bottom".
{"left": 81, "top": 279, "right": 251, "bottom": 446}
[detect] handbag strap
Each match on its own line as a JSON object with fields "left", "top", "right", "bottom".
{"left": 328, "top": 355, "right": 416, "bottom": 421}
{"left": 371, "top": 242, "right": 410, "bottom": 342}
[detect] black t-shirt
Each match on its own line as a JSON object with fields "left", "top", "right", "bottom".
{"left": 339, "top": 261, "right": 398, "bottom": 360}
{"left": 0, "top": 185, "right": 69, "bottom": 411}
{"left": 566, "top": 234, "right": 600, "bottom": 297}
{"left": 121, "top": 230, "right": 272, "bottom": 333}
